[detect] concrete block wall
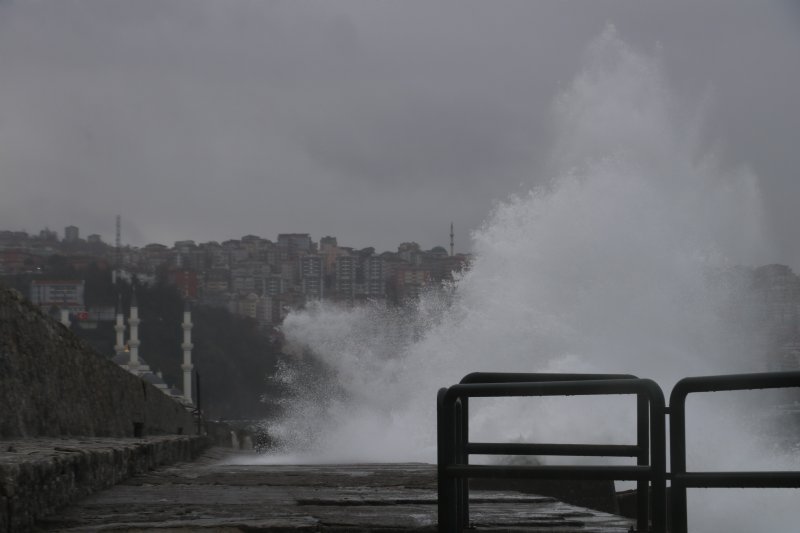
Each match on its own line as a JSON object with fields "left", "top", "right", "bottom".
{"left": 0, "top": 286, "right": 196, "bottom": 438}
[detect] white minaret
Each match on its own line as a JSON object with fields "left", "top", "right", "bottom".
{"left": 128, "top": 290, "right": 141, "bottom": 371}
{"left": 181, "top": 301, "right": 194, "bottom": 403}
{"left": 60, "top": 309, "right": 71, "bottom": 328}
{"left": 114, "top": 295, "right": 125, "bottom": 356}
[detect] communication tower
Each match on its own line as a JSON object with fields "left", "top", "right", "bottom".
{"left": 450, "top": 222, "right": 454, "bottom": 256}
{"left": 114, "top": 215, "right": 121, "bottom": 283}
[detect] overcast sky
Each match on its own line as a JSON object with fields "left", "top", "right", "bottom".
{"left": 1, "top": 1, "right": 798, "bottom": 265}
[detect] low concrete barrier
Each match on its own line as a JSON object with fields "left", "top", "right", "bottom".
{"left": 0, "top": 435, "right": 209, "bottom": 533}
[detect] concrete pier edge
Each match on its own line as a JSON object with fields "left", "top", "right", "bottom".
{"left": 0, "top": 434, "right": 210, "bottom": 533}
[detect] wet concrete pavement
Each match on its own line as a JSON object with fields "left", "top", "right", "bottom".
{"left": 36, "top": 448, "right": 634, "bottom": 532}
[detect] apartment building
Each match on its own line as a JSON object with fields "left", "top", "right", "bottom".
{"left": 300, "top": 254, "right": 323, "bottom": 301}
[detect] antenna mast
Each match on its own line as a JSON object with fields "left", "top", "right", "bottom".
{"left": 450, "top": 222, "right": 454, "bottom": 256}
{"left": 114, "top": 215, "right": 121, "bottom": 282}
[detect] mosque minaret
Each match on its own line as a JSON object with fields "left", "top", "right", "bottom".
{"left": 60, "top": 309, "right": 71, "bottom": 328}
{"left": 114, "top": 296, "right": 125, "bottom": 356}
{"left": 181, "top": 302, "right": 194, "bottom": 403}
{"left": 111, "top": 288, "right": 195, "bottom": 406}
{"left": 128, "top": 290, "right": 141, "bottom": 371}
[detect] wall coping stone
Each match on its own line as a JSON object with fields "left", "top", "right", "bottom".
{"left": 0, "top": 435, "right": 210, "bottom": 533}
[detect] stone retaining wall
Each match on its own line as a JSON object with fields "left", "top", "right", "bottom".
{"left": 0, "top": 286, "right": 196, "bottom": 438}
{"left": 0, "top": 435, "right": 209, "bottom": 533}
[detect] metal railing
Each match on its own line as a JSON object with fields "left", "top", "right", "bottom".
{"left": 437, "top": 373, "right": 667, "bottom": 532}
{"left": 669, "top": 371, "right": 800, "bottom": 533}
{"left": 438, "top": 370, "right": 800, "bottom": 533}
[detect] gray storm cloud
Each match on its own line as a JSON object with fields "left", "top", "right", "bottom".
{"left": 1, "top": 0, "right": 798, "bottom": 265}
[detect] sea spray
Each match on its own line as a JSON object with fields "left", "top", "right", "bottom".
{"left": 257, "top": 25, "right": 795, "bottom": 531}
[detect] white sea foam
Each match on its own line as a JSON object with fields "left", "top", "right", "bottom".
{"left": 253, "top": 25, "right": 797, "bottom": 531}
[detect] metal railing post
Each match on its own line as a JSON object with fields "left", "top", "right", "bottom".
{"left": 455, "top": 398, "right": 469, "bottom": 528}
{"left": 669, "top": 384, "right": 688, "bottom": 533}
{"left": 437, "top": 388, "right": 457, "bottom": 532}
{"left": 647, "top": 381, "right": 667, "bottom": 533}
{"left": 438, "top": 374, "right": 666, "bottom": 533}
{"left": 636, "top": 392, "right": 651, "bottom": 532}
{"left": 668, "top": 371, "right": 800, "bottom": 533}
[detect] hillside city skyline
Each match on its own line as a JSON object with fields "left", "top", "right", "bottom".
{"left": 0, "top": 222, "right": 472, "bottom": 329}
{"left": 3, "top": 219, "right": 800, "bottom": 416}
{"left": 0, "top": 222, "right": 465, "bottom": 257}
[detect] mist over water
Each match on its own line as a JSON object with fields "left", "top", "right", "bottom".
{"left": 258, "top": 26, "right": 796, "bottom": 531}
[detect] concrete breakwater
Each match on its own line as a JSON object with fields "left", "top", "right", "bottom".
{"left": 36, "top": 453, "right": 635, "bottom": 532}
{"left": 0, "top": 435, "right": 208, "bottom": 533}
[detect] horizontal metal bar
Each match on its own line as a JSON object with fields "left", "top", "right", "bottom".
{"left": 445, "top": 464, "right": 653, "bottom": 481}
{"left": 444, "top": 378, "right": 662, "bottom": 402}
{"left": 466, "top": 442, "right": 641, "bottom": 457}
{"left": 460, "top": 372, "right": 637, "bottom": 384}
{"left": 671, "top": 371, "right": 800, "bottom": 400}
{"left": 673, "top": 472, "right": 800, "bottom": 488}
